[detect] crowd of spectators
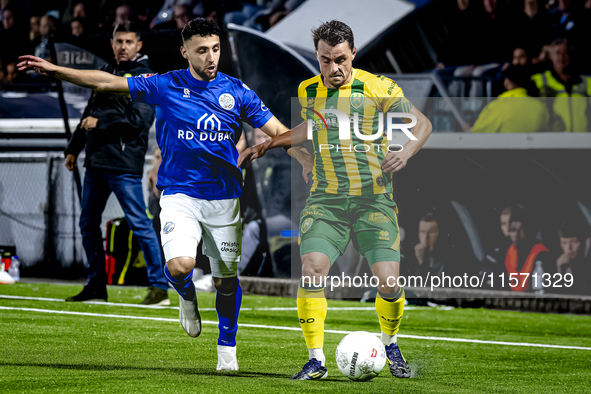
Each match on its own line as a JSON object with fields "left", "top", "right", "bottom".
{"left": 402, "top": 205, "right": 591, "bottom": 295}
{"left": 0, "top": 0, "right": 304, "bottom": 87}
{"left": 441, "top": 0, "right": 591, "bottom": 132}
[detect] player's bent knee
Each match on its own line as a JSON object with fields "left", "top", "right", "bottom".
{"left": 213, "top": 276, "right": 238, "bottom": 295}
{"left": 166, "top": 256, "right": 196, "bottom": 279}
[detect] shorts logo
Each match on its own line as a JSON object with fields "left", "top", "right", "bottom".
{"left": 301, "top": 218, "right": 314, "bottom": 233}
{"left": 219, "top": 93, "right": 235, "bottom": 110}
{"left": 369, "top": 212, "right": 392, "bottom": 224}
{"left": 376, "top": 176, "right": 385, "bottom": 186}
{"left": 379, "top": 230, "right": 390, "bottom": 240}
{"left": 183, "top": 88, "right": 190, "bottom": 98}
{"left": 261, "top": 102, "right": 268, "bottom": 111}
{"left": 299, "top": 318, "right": 315, "bottom": 323}
{"left": 163, "top": 222, "right": 175, "bottom": 234}
{"left": 221, "top": 241, "right": 240, "bottom": 253}
{"left": 350, "top": 92, "right": 365, "bottom": 109}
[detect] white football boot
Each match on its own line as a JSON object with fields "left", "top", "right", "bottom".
{"left": 178, "top": 294, "right": 201, "bottom": 338}
{"left": 217, "top": 345, "right": 239, "bottom": 371}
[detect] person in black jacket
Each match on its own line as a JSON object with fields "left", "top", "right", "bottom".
{"left": 64, "top": 21, "right": 169, "bottom": 305}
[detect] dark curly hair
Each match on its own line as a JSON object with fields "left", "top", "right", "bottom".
{"left": 311, "top": 20, "right": 354, "bottom": 50}
{"left": 181, "top": 17, "right": 220, "bottom": 42}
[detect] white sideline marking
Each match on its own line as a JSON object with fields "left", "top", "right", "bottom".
{"left": 0, "top": 306, "right": 589, "bottom": 351}
{"left": 0, "top": 295, "right": 427, "bottom": 312}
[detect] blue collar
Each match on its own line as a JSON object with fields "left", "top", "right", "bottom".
{"left": 183, "top": 68, "right": 221, "bottom": 88}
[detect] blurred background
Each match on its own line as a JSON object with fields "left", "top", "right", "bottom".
{"left": 0, "top": 0, "right": 590, "bottom": 297}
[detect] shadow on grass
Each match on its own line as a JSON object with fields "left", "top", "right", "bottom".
{"left": 0, "top": 362, "right": 380, "bottom": 384}
{"left": 0, "top": 361, "right": 287, "bottom": 378}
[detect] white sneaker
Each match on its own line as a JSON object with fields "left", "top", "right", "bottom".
{"left": 217, "top": 345, "right": 239, "bottom": 371}
{"left": 178, "top": 294, "right": 201, "bottom": 338}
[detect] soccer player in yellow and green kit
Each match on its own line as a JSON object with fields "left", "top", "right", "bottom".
{"left": 238, "top": 20, "right": 432, "bottom": 380}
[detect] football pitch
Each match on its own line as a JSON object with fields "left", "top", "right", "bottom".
{"left": 1, "top": 283, "right": 590, "bottom": 393}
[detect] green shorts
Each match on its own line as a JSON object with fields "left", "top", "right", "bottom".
{"left": 298, "top": 192, "right": 401, "bottom": 264}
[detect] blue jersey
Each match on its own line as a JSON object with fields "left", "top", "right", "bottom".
{"left": 127, "top": 69, "right": 273, "bottom": 200}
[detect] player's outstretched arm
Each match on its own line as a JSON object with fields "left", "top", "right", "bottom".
{"left": 381, "top": 106, "right": 433, "bottom": 173}
{"left": 17, "top": 55, "right": 129, "bottom": 93}
{"left": 237, "top": 120, "right": 308, "bottom": 167}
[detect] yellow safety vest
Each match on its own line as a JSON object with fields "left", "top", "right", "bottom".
{"left": 531, "top": 70, "right": 591, "bottom": 132}
{"left": 471, "top": 88, "right": 549, "bottom": 133}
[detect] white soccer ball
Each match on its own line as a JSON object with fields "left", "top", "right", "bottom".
{"left": 335, "top": 331, "right": 386, "bottom": 381}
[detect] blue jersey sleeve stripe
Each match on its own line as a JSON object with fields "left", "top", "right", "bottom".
{"left": 127, "top": 77, "right": 138, "bottom": 101}
{"left": 251, "top": 111, "right": 274, "bottom": 129}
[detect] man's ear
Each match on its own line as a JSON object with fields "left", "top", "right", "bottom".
{"left": 351, "top": 46, "right": 357, "bottom": 60}
{"left": 180, "top": 45, "right": 189, "bottom": 60}
{"left": 110, "top": 38, "right": 113, "bottom": 47}
{"left": 137, "top": 40, "right": 143, "bottom": 52}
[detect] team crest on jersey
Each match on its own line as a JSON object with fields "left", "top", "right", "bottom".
{"left": 163, "top": 222, "right": 175, "bottom": 234}
{"left": 219, "top": 93, "right": 235, "bottom": 110}
{"left": 350, "top": 92, "right": 365, "bottom": 109}
{"left": 376, "top": 176, "right": 385, "bottom": 186}
{"left": 301, "top": 218, "right": 314, "bottom": 233}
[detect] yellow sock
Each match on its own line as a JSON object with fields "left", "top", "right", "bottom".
{"left": 297, "top": 283, "right": 327, "bottom": 350}
{"left": 376, "top": 287, "right": 405, "bottom": 344}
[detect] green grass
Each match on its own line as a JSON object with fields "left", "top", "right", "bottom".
{"left": 1, "top": 283, "right": 590, "bottom": 393}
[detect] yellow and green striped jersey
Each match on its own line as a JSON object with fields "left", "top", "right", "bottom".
{"left": 298, "top": 68, "right": 412, "bottom": 196}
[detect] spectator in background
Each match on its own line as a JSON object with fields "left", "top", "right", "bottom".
{"left": 62, "top": 21, "right": 169, "bottom": 305}
{"left": 472, "top": 65, "right": 549, "bottom": 132}
{"left": 556, "top": 220, "right": 591, "bottom": 294}
{"left": 480, "top": 206, "right": 513, "bottom": 284}
{"left": 2, "top": 5, "right": 15, "bottom": 30}
{"left": 73, "top": 2, "right": 87, "bottom": 19}
{"left": 1, "top": 6, "right": 28, "bottom": 66}
{"left": 33, "top": 15, "right": 58, "bottom": 61}
{"left": 174, "top": 4, "right": 192, "bottom": 29}
{"left": 551, "top": 0, "right": 590, "bottom": 58}
{"left": 414, "top": 212, "right": 457, "bottom": 278}
{"left": 531, "top": 38, "right": 591, "bottom": 131}
{"left": 237, "top": 128, "right": 297, "bottom": 278}
{"left": 512, "top": 47, "right": 529, "bottom": 67}
{"left": 512, "top": 0, "right": 553, "bottom": 58}
{"left": 114, "top": 5, "right": 135, "bottom": 27}
{"left": 70, "top": 16, "right": 85, "bottom": 36}
{"left": 29, "top": 15, "right": 40, "bottom": 42}
{"left": 504, "top": 206, "right": 551, "bottom": 292}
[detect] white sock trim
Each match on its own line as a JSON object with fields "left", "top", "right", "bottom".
{"left": 381, "top": 332, "right": 397, "bottom": 346}
{"left": 308, "top": 348, "right": 325, "bottom": 366}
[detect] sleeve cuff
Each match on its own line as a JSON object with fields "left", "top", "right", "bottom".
{"left": 252, "top": 111, "right": 274, "bottom": 129}
{"left": 126, "top": 77, "right": 137, "bottom": 101}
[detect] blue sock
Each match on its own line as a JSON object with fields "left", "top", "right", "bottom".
{"left": 216, "top": 280, "right": 242, "bottom": 347}
{"left": 163, "top": 265, "right": 195, "bottom": 301}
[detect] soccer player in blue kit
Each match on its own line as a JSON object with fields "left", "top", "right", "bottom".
{"left": 18, "top": 18, "right": 311, "bottom": 370}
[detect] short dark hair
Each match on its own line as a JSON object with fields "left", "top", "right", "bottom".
{"left": 503, "top": 65, "right": 530, "bottom": 88}
{"left": 181, "top": 17, "right": 220, "bottom": 42}
{"left": 558, "top": 220, "right": 588, "bottom": 239}
{"left": 311, "top": 20, "right": 354, "bottom": 51}
{"left": 113, "top": 20, "right": 140, "bottom": 39}
{"left": 420, "top": 212, "right": 437, "bottom": 223}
